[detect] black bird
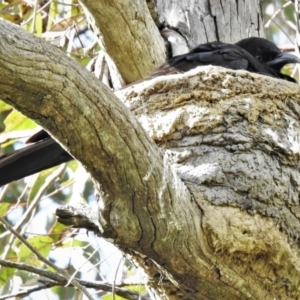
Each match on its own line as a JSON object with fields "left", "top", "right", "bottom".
{"left": 236, "top": 37, "right": 299, "bottom": 82}
{"left": 0, "top": 37, "right": 299, "bottom": 187}
{"left": 149, "top": 37, "right": 300, "bottom": 82}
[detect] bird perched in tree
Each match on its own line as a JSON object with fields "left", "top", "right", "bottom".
{"left": 0, "top": 37, "right": 299, "bottom": 187}
{"left": 236, "top": 37, "right": 299, "bottom": 82}
{"left": 148, "top": 37, "right": 299, "bottom": 82}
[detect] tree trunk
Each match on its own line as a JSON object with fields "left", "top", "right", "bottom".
{"left": 2, "top": 17, "right": 300, "bottom": 298}
{"left": 153, "top": 0, "right": 264, "bottom": 47}
{"left": 116, "top": 67, "right": 300, "bottom": 299}
{"left": 2, "top": 0, "right": 300, "bottom": 299}
{"left": 81, "top": 0, "right": 264, "bottom": 88}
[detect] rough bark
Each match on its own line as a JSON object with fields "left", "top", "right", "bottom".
{"left": 0, "top": 19, "right": 197, "bottom": 298}
{"left": 155, "top": 0, "right": 264, "bottom": 47}
{"left": 116, "top": 67, "right": 300, "bottom": 299}
{"left": 79, "top": 0, "right": 166, "bottom": 85}
{"left": 2, "top": 18, "right": 300, "bottom": 299}
{"left": 79, "top": 0, "right": 264, "bottom": 88}
{"left": 0, "top": 20, "right": 190, "bottom": 241}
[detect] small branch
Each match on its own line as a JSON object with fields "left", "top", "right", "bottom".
{"left": 264, "top": 1, "right": 293, "bottom": 28}
{"left": 31, "top": 0, "right": 39, "bottom": 34}
{"left": 1, "top": 164, "right": 67, "bottom": 260}
{"left": 39, "top": 278, "right": 151, "bottom": 300}
{"left": 56, "top": 203, "right": 102, "bottom": 235}
{"left": 0, "top": 259, "right": 70, "bottom": 282}
{"left": 79, "top": 0, "right": 165, "bottom": 83}
{"left": 0, "top": 280, "right": 55, "bottom": 300}
{"left": 0, "top": 260, "right": 150, "bottom": 300}
{"left": 0, "top": 218, "right": 94, "bottom": 300}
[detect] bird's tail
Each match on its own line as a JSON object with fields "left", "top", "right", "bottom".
{"left": 0, "top": 138, "right": 73, "bottom": 187}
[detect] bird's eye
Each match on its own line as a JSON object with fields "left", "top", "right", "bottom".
{"left": 256, "top": 56, "right": 261, "bottom": 61}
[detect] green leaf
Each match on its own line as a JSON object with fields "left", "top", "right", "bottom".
{"left": 4, "top": 110, "right": 37, "bottom": 132}
{"left": 0, "top": 246, "right": 18, "bottom": 285}
{"left": 18, "top": 236, "right": 53, "bottom": 265}
{"left": 46, "top": 1, "right": 59, "bottom": 31}
{"left": 48, "top": 221, "right": 69, "bottom": 244}
{"left": 22, "top": 12, "right": 43, "bottom": 36}
{"left": 0, "top": 203, "right": 10, "bottom": 217}
{"left": 128, "top": 284, "right": 147, "bottom": 293}
{"left": 65, "top": 160, "right": 79, "bottom": 173}
{"left": 0, "top": 100, "right": 12, "bottom": 111}
{"left": 102, "top": 293, "right": 122, "bottom": 300}
{"left": 0, "top": 265, "right": 15, "bottom": 287}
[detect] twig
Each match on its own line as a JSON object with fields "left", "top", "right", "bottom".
{"left": 22, "top": 0, "right": 53, "bottom": 26}
{"left": 0, "top": 260, "right": 150, "bottom": 300}
{"left": 66, "top": 244, "right": 102, "bottom": 285}
{"left": 265, "top": 1, "right": 293, "bottom": 28}
{"left": 0, "top": 164, "right": 67, "bottom": 260}
{"left": 113, "top": 256, "right": 125, "bottom": 300}
{"left": 0, "top": 218, "right": 94, "bottom": 300}
{"left": 32, "top": 0, "right": 39, "bottom": 34}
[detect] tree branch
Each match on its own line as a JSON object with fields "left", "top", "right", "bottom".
{"left": 0, "top": 218, "right": 93, "bottom": 300}
{"left": 0, "top": 260, "right": 150, "bottom": 300}
{"left": 0, "top": 20, "right": 198, "bottom": 298}
{"left": 80, "top": 0, "right": 166, "bottom": 84}
{"left": 118, "top": 65, "right": 300, "bottom": 299}
{"left": 3, "top": 16, "right": 300, "bottom": 299}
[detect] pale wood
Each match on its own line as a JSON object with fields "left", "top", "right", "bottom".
{"left": 155, "top": 0, "right": 264, "bottom": 48}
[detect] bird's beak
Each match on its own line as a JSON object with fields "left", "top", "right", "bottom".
{"left": 267, "top": 53, "right": 300, "bottom": 67}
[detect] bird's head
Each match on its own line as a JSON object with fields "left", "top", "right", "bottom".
{"left": 236, "top": 37, "right": 300, "bottom": 71}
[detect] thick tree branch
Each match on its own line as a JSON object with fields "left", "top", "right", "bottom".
{"left": 0, "top": 20, "right": 207, "bottom": 299}
{"left": 80, "top": 0, "right": 166, "bottom": 84}
{"left": 3, "top": 16, "right": 300, "bottom": 299}
{"left": 117, "top": 65, "right": 300, "bottom": 299}
{"left": 0, "top": 19, "right": 187, "bottom": 242}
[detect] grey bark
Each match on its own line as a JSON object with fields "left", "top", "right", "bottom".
{"left": 155, "top": 0, "right": 264, "bottom": 48}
